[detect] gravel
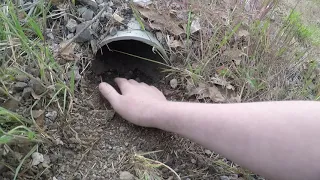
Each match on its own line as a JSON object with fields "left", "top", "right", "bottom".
{"left": 82, "top": 9, "right": 94, "bottom": 21}
{"left": 170, "top": 79, "right": 178, "bottom": 89}
{"left": 66, "top": 19, "right": 78, "bottom": 33}
{"left": 119, "top": 126, "right": 126, "bottom": 132}
{"left": 109, "top": 26, "right": 117, "bottom": 36}
{"left": 204, "top": 149, "right": 212, "bottom": 155}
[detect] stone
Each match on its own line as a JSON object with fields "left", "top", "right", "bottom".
{"left": 29, "top": 78, "right": 46, "bottom": 95}
{"left": 31, "top": 152, "right": 44, "bottom": 166}
{"left": 170, "top": 79, "right": 178, "bottom": 89}
{"left": 109, "top": 27, "right": 117, "bottom": 36}
{"left": 119, "top": 171, "right": 134, "bottom": 180}
{"left": 124, "top": 142, "right": 129, "bottom": 147}
{"left": 22, "top": 87, "right": 33, "bottom": 99}
{"left": 75, "top": 23, "right": 92, "bottom": 42}
{"left": 220, "top": 176, "right": 230, "bottom": 180}
{"left": 204, "top": 149, "right": 212, "bottom": 155}
{"left": 108, "top": 1, "right": 114, "bottom": 6}
{"left": 15, "top": 74, "right": 29, "bottom": 82}
{"left": 67, "top": 33, "right": 74, "bottom": 39}
{"left": 96, "top": 0, "right": 103, "bottom": 4}
{"left": 191, "top": 158, "right": 196, "bottom": 164}
{"left": 14, "top": 82, "right": 28, "bottom": 92}
{"left": 77, "top": 7, "right": 87, "bottom": 15}
{"left": 82, "top": 9, "right": 94, "bottom": 21}
{"left": 47, "top": 32, "right": 54, "bottom": 40}
{"left": 45, "top": 111, "right": 58, "bottom": 121}
{"left": 120, "top": 25, "right": 125, "bottom": 30}
{"left": 119, "top": 126, "right": 126, "bottom": 132}
{"left": 42, "top": 155, "right": 51, "bottom": 168}
{"left": 66, "top": 19, "right": 77, "bottom": 33}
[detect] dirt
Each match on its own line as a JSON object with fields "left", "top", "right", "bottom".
{"left": 44, "top": 64, "right": 221, "bottom": 179}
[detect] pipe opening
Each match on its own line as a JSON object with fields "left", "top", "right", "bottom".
{"left": 93, "top": 40, "right": 166, "bottom": 85}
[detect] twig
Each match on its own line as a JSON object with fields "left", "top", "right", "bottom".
{"left": 59, "top": 5, "right": 107, "bottom": 53}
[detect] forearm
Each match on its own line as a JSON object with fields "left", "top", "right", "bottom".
{"left": 151, "top": 101, "right": 320, "bottom": 180}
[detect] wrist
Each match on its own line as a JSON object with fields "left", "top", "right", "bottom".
{"left": 146, "top": 101, "right": 179, "bottom": 132}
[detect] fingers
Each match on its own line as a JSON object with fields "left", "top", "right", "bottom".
{"left": 99, "top": 82, "right": 120, "bottom": 106}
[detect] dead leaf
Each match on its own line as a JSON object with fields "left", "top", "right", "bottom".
{"left": 136, "top": 6, "right": 184, "bottom": 36}
{"left": 190, "top": 17, "right": 201, "bottom": 34}
{"left": 113, "top": 13, "right": 124, "bottom": 23}
{"left": 31, "top": 90, "right": 41, "bottom": 100}
{"left": 32, "top": 110, "right": 45, "bottom": 128}
{"left": 167, "top": 35, "right": 183, "bottom": 48}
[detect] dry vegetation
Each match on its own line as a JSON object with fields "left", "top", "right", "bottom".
{"left": 0, "top": 0, "right": 319, "bottom": 179}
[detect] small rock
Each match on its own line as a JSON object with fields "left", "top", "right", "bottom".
{"left": 96, "top": 0, "right": 103, "bottom": 4}
{"left": 82, "top": 9, "right": 94, "bottom": 21}
{"left": 124, "top": 142, "right": 129, "bottom": 147}
{"left": 170, "top": 79, "right": 178, "bottom": 89}
{"left": 120, "top": 25, "right": 125, "bottom": 30}
{"left": 220, "top": 176, "right": 230, "bottom": 180}
{"left": 75, "top": 22, "right": 92, "bottom": 42}
{"left": 47, "top": 32, "right": 54, "bottom": 40}
{"left": 66, "top": 19, "right": 77, "bottom": 33}
{"left": 108, "top": 1, "right": 114, "bottom": 6}
{"left": 22, "top": 87, "right": 33, "bottom": 99}
{"left": 14, "top": 82, "right": 28, "bottom": 92}
{"left": 191, "top": 158, "right": 196, "bottom": 164}
{"left": 119, "top": 171, "right": 134, "bottom": 180}
{"left": 45, "top": 111, "right": 58, "bottom": 121}
{"left": 77, "top": 7, "right": 87, "bottom": 15}
{"left": 15, "top": 74, "right": 29, "bottom": 82}
{"left": 119, "top": 126, "right": 126, "bottom": 132}
{"left": 67, "top": 33, "right": 74, "bottom": 39}
{"left": 204, "top": 149, "right": 212, "bottom": 155}
{"left": 29, "top": 79, "right": 46, "bottom": 95}
{"left": 109, "top": 27, "right": 117, "bottom": 36}
{"left": 32, "top": 152, "right": 44, "bottom": 166}
{"left": 41, "top": 155, "right": 51, "bottom": 168}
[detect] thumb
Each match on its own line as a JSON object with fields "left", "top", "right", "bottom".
{"left": 99, "top": 82, "right": 121, "bottom": 106}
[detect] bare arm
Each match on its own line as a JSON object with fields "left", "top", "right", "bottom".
{"left": 99, "top": 78, "right": 320, "bottom": 180}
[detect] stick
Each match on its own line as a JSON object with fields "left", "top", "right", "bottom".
{"left": 59, "top": 5, "right": 107, "bottom": 53}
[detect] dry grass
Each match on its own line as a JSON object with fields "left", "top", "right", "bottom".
{"left": 165, "top": 0, "right": 320, "bottom": 101}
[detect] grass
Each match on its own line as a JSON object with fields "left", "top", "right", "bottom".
{"left": 169, "top": 0, "right": 320, "bottom": 101}
{"left": 0, "top": 0, "right": 76, "bottom": 178}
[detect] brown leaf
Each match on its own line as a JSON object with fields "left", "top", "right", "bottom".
{"left": 136, "top": 6, "right": 184, "bottom": 36}
{"left": 188, "top": 83, "right": 225, "bottom": 103}
{"left": 32, "top": 110, "right": 45, "bottom": 128}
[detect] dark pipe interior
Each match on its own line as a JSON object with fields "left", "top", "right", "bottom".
{"left": 92, "top": 40, "right": 166, "bottom": 85}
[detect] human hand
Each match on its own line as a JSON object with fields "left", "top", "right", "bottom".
{"left": 99, "top": 78, "right": 167, "bottom": 127}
